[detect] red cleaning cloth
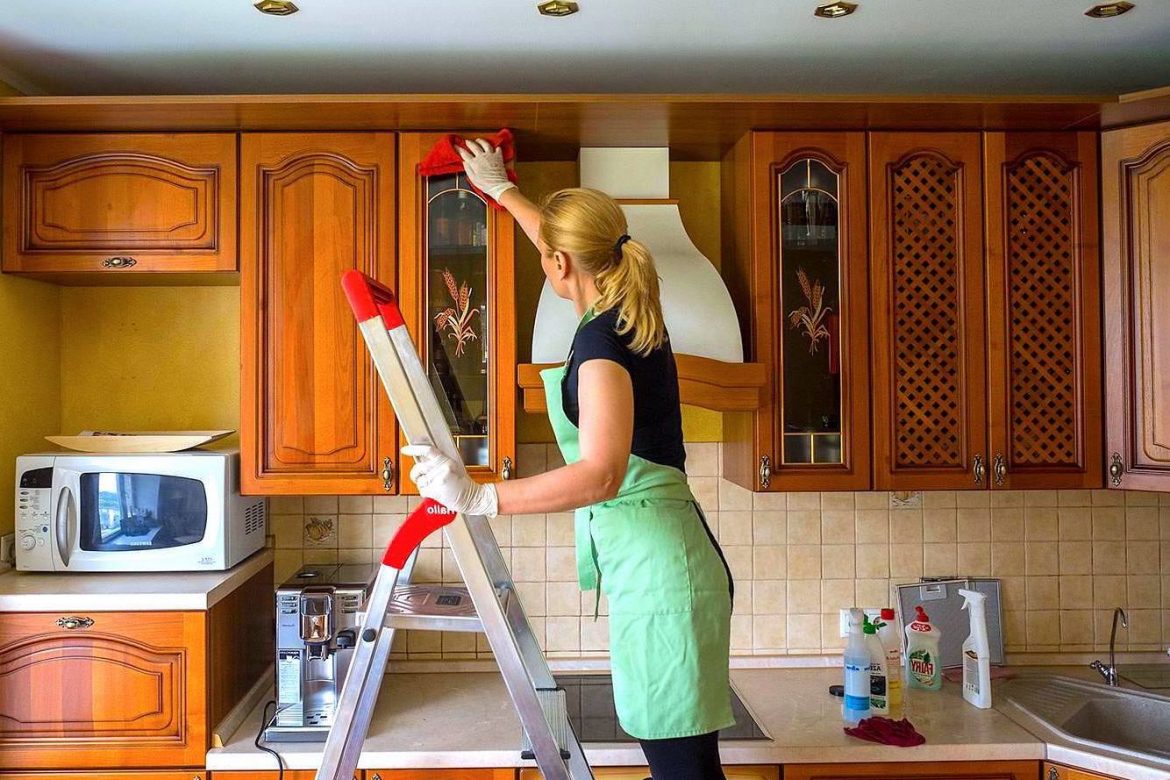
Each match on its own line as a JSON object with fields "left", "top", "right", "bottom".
{"left": 417, "top": 128, "right": 518, "bottom": 210}
{"left": 844, "top": 716, "right": 926, "bottom": 747}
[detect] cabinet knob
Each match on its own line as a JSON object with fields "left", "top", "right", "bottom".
{"left": 1109, "top": 452, "right": 1124, "bottom": 487}
{"left": 102, "top": 256, "right": 137, "bottom": 269}
{"left": 501, "top": 456, "right": 514, "bottom": 480}
{"left": 381, "top": 456, "right": 395, "bottom": 492}
{"left": 993, "top": 454, "right": 1006, "bottom": 486}
{"left": 759, "top": 455, "right": 771, "bottom": 490}
{"left": 1047, "top": 766, "right": 1060, "bottom": 780}
{"left": 56, "top": 616, "right": 94, "bottom": 630}
{"left": 972, "top": 454, "right": 986, "bottom": 486}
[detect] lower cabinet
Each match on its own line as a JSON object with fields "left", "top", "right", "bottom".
{"left": 784, "top": 761, "right": 1040, "bottom": 780}
{"left": 0, "top": 774, "right": 203, "bottom": 779}
{"left": 366, "top": 772, "right": 516, "bottom": 780}
{"left": 521, "top": 767, "right": 777, "bottom": 780}
{"left": 0, "top": 564, "right": 273, "bottom": 771}
{"left": 1043, "top": 763, "right": 1117, "bottom": 780}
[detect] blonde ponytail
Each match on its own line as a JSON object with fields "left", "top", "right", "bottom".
{"left": 539, "top": 188, "right": 666, "bottom": 356}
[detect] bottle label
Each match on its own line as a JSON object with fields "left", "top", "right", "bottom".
{"left": 908, "top": 648, "right": 936, "bottom": 684}
{"left": 844, "top": 660, "right": 870, "bottom": 712}
{"left": 963, "top": 649, "right": 980, "bottom": 694}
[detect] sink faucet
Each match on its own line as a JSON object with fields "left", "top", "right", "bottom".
{"left": 1090, "top": 607, "right": 1129, "bottom": 686}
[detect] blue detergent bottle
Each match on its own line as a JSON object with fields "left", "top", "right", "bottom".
{"left": 843, "top": 608, "right": 871, "bottom": 725}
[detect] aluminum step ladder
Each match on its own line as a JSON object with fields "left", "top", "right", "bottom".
{"left": 314, "top": 270, "right": 594, "bottom": 780}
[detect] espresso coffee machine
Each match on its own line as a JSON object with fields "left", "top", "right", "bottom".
{"left": 265, "top": 564, "right": 378, "bottom": 742}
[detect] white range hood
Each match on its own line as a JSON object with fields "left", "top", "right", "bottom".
{"left": 531, "top": 147, "right": 745, "bottom": 364}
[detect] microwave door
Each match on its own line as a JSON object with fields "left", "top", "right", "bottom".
{"left": 50, "top": 468, "right": 82, "bottom": 571}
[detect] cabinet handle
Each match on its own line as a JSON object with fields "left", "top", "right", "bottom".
{"left": 381, "top": 456, "right": 394, "bottom": 492}
{"left": 972, "top": 454, "right": 986, "bottom": 485}
{"left": 759, "top": 455, "right": 771, "bottom": 490}
{"left": 56, "top": 616, "right": 94, "bottom": 630}
{"left": 501, "top": 456, "right": 513, "bottom": 480}
{"left": 1047, "top": 766, "right": 1060, "bottom": 780}
{"left": 1109, "top": 452, "right": 1124, "bottom": 487}
{"left": 993, "top": 454, "right": 1006, "bottom": 486}
{"left": 102, "top": 256, "right": 137, "bottom": 269}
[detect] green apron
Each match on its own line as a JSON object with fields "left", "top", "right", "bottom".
{"left": 539, "top": 310, "right": 735, "bottom": 740}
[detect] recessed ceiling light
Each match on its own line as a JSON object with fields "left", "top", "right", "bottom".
{"left": 538, "top": 1, "right": 579, "bottom": 17}
{"left": 254, "top": 0, "right": 299, "bottom": 16}
{"left": 1085, "top": 2, "right": 1134, "bottom": 17}
{"left": 815, "top": 2, "right": 858, "bottom": 19}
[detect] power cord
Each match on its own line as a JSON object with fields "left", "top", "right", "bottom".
{"left": 255, "top": 700, "right": 285, "bottom": 780}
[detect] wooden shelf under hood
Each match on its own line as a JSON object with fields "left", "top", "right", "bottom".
{"left": 517, "top": 355, "right": 767, "bottom": 413}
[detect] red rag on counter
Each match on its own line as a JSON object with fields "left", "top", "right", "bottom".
{"left": 843, "top": 716, "right": 926, "bottom": 747}
{"left": 417, "top": 128, "right": 518, "bottom": 210}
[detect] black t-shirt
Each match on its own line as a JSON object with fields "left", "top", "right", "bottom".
{"left": 562, "top": 307, "right": 687, "bottom": 473}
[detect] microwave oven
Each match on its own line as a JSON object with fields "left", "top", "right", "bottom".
{"left": 15, "top": 449, "right": 266, "bottom": 572}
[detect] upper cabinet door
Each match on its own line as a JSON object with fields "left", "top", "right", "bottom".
{"left": 984, "top": 132, "right": 1102, "bottom": 489}
{"left": 869, "top": 133, "right": 987, "bottom": 490}
{"left": 2, "top": 133, "right": 237, "bottom": 274}
{"left": 240, "top": 133, "right": 399, "bottom": 495}
{"left": 1103, "top": 120, "right": 1170, "bottom": 491}
{"left": 727, "top": 132, "right": 870, "bottom": 491}
{"left": 396, "top": 133, "right": 517, "bottom": 489}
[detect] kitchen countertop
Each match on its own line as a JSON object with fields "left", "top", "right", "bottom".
{"left": 0, "top": 548, "right": 273, "bottom": 612}
{"left": 208, "top": 666, "right": 1045, "bottom": 771}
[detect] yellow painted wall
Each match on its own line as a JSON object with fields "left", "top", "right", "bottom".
{"left": 59, "top": 287, "right": 240, "bottom": 445}
{"left": 514, "top": 160, "right": 725, "bottom": 444}
{"left": 0, "top": 275, "right": 61, "bottom": 536}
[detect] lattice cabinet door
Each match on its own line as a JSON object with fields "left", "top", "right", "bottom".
{"left": 1102, "top": 120, "right": 1170, "bottom": 492}
{"left": 869, "top": 133, "right": 988, "bottom": 490}
{"left": 984, "top": 132, "right": 1102, "bottom": 489}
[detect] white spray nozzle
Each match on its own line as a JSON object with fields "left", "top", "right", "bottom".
{"left": 958, "top": 588, "right": 986, "bottom": 610}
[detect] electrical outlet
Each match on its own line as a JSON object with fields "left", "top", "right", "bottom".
{"left": 0, "top": 533, "right": 14, "bottom": 567}
{"left": 838, "top": 607, "right": 886, "bottom": 637}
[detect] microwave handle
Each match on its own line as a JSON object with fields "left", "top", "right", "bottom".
{"left": 55, "top": 484, "right": 77, "bottom": 567}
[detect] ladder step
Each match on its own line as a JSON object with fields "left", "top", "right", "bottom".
{"left": 384, "top": 583, "right": 511, "bottom": 632}
{"left": 519, "top": 687, "right": 572, "bottom": 761}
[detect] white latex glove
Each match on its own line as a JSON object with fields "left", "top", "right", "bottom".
{"left": 402, "top": 444, "right": 499, "bottom": 518}
{"left": 457, "top": 138, "right": 517, "bottom": 201}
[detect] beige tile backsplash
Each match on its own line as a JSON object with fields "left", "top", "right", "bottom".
{"left": 268, "top": 442, "right": 1170, "bottom": 661}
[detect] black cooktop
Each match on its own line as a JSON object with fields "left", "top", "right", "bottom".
{"left": 554, "top": 674, "right": 769, "bottom": 743}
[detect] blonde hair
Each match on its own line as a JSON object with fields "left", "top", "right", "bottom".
{"left": 539, "top": 187, "right": 666, "bottom": 356}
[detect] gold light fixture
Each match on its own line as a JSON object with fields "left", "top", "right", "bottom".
{"left": 1085, "top": 2, "right": 1134, "bottom": 17}
{"left": 538, "top": 1, "right": 579, "bottom": 17}
{"left": 815, "top": 2, "right": 858, "bottom": 19}
{"left": 254, "top": 0, "right": 299, "bottom": 16}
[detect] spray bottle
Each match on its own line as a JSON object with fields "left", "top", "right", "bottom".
{"left": 843, "top": 608, "right": 871, "bottom": 725}
{"left": 958, "top": 588, "right": 992, "bottom": 708}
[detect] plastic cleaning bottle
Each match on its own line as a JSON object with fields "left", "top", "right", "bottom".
{"left": 843, "top": 608, "right": 871, "bottom": 725}
{"left": 958, "top": 588, "right": 992, "bottom": 709}
{"left": 877, "top": 608, "right": 903, "bottom": 719}
{"left": 905, "top": 605, "right": 942, "bottom": 691}
{"left": 863, "top": 616, "right": 889, "bottom": 715}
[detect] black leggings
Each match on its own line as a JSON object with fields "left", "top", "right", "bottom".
{"left": 639, "top": 730, "right": 726, "bottom": 780}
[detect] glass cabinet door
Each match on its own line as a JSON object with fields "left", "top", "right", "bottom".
{"left": 425, "top": 172, "right": 492, "bottom": 468}
{"left": 777, "top": 157, "right": 845, "bottom": 466}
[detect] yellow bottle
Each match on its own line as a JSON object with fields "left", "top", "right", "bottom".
{"left": 877, "top": 608, "right": 904, "bottom": 718}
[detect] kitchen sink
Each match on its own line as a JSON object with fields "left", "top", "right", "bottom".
{"left": 1000, "top": 675, "right": 1170, "bottom": 765}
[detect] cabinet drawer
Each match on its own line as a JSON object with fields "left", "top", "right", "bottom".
{"left": 521, "top": 767, "right": 777, "bottom": 780}
{"left": 784, "top": 760, "right": 1040, "bottom": 780}
{"left": 0, "top": 610, "right": 207, "bottom": 769}
{"left": 1, "top": 773, "right": 205, "bottom": 780}
{"left": 2, "top": 133, "right": 237, "bottom": 274}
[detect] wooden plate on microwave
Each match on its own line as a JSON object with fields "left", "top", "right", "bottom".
{"left": 45, "top": 430, "right": 234, "bottom": 453}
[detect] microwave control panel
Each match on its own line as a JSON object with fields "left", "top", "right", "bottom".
{"left": 16, "top": 462, "right": 53, "bottom": 570}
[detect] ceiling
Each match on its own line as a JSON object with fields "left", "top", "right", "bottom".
{"left": 0, "top": 0, "right": 1168, "bottom": 97}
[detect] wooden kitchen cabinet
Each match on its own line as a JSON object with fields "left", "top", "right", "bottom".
{"left": 0, "top": 562, "right": 273, "bottom": 771}
{"left": 1042, "top": 763, "right": 1118, "bottom": 780}
{"left": 784, "top": 761, "right": 1040, "bottom": 780}
{"left": 208, "top": 774, "right": 327, "bottom": 780}
{"left": 240, "top": 132, "right": 399, "bottom": 495}
{"left": 366, "top": 772, "right": 515, "bottom": 780}
{"left": 1102, "top": 119, "right": 1170, "bottom": 491}
{"left": 983, "top": 132, "right": 1102, "bottom": 490}
{"left": 396, "top": 133, "right": 517, "bottom": 489}
{"left": 869, "top": 132, "right": 988, "bottom": 490}
{"left": 522, "top": 767, "right": 776, "bottom": 780}
{"left": 2, "top": 133, "right": 237, "bottom": 275}
{"left": 1, "top": 774, "right": 204, "bottom": 779}
{"left": 721, "top": 132, "right": 871, "bottom": 491}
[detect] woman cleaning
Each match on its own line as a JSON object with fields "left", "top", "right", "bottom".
{"left": 404, "top": 138, "right": 735, "bottom": 780}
